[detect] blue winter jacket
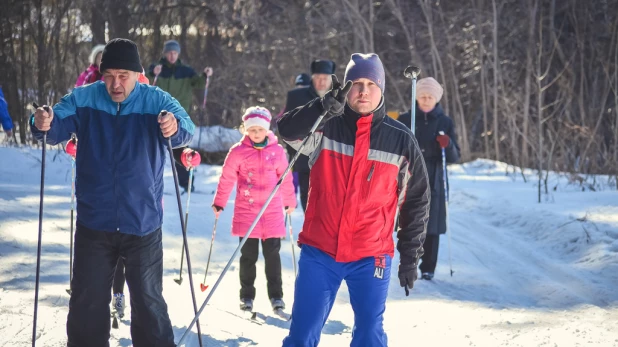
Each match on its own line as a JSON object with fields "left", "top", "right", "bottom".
{"left": 31, "top": 81, "right": 195, "bottom": 236}
{"left": 0, "top": 87, "right": 14, "bottom": 131}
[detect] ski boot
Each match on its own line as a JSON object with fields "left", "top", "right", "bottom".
{"left": 240, "top": 298, "right": 254, "bottom": 312}
{"left": 112, "top": 293, "right": 126, "bottom": 318}
{"left": 421, "top": 272, "right": 434, "bottom": 280}
{"left": 270, "top": 298, "right": 285, "bottom": 311}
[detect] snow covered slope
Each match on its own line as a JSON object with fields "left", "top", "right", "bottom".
{"left": 0, "top": 146, "right": 616, "bottom": 346}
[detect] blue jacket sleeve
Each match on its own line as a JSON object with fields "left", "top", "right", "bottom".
{"left": 0, "top": 94, "right": 13, "bottom": 131}
{"left": 30, "top": 93, "right": 79, "bottom": 145}
{"left": 158, "top": 92, "right": 195, "bottom": 148}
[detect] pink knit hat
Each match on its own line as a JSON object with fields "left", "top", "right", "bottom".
{"left": 416, "top": 77, "right": 443, "bottom": 102}
{"left": 242, "top": 106, "right": 272, "bottom": 131}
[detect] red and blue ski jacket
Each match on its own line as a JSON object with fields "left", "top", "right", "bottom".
{"left": 31, "top": 81, "right": 194, "bottom": 236}
{"left": 278, "top": 98, "right": 430, "bottom": 266}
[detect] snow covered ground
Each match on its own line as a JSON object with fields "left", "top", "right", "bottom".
{"left": 0, "top": 145, "right": 617, "bottom": 347}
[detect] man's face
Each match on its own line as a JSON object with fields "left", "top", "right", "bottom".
{"left": 102, "top": 69, "right": 138, "bottom": 103}
{"left": 312, "top": 74, "right": 332, "bottom": 97}
{"left": 417, "top": 93, "right": 438, "bottom": 113}
{"left": 165, "top": 51, "right": 179, "bottom": 64}
{"left": 346, "top": 78, "right": 382, "bottom": 115}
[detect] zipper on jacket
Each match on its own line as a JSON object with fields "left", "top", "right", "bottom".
{"left": 115, "top": 102, "right": 120, "bottom": 232}
{"left": 424, "top": 113, "right": 428, "bottom": 125}
{"left": 367, "top": 163, "right": 375, "bottom": 181}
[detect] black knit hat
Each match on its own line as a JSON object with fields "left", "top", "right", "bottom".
{"left": 99, "top": 38, "right": 142, "bottom": 73}
{"left": 310, "top": 60, "right": 336, "bottom": 75}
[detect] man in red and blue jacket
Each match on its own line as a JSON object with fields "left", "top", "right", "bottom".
{"left": 278, "top": 53, "right": 430, "bottom": 346}
{"left": 31, "top": 38, "right": 194, "bottom": 347}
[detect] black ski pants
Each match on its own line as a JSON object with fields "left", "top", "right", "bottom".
{"left": 113, "top": 257, "right": 125, "bottom": 294}
{"left": 67, "top": 224, "right": 174, "bottom": 347}
{"left": 239, "top": 237, "right": 283, "bottom": 300}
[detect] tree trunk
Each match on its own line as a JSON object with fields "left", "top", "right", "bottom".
{"left": 491, "top": 0, "right": 500, "bottom": 161}
{"left": 522, "top": 0, "right": 537, "bottom": 168}
{"left": 91, "top": 0, "right": 106, "bottom": 46}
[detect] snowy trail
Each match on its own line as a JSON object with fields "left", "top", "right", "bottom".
{"left": 1, "top": 147, "right": 617, "bottom": 346}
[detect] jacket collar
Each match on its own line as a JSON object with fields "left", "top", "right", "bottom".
{"left": 341, "top": 97, "right": 386, "bottom": 132}
{"left": 159, "top": 57, "right": 182, "bottom": 68}
{"left": 416, "top": 102, "right": 445, "bottom": 119}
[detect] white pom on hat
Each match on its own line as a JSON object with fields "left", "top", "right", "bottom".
{"left": 242, "top": 106, "right": 272, "bottom": 131}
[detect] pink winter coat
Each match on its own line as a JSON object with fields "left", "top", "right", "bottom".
{"left": 75, "top": 64, "right": 103, "bottom": 87}
{"left": 213, "top": 131, "right": 297, "bottom": 239}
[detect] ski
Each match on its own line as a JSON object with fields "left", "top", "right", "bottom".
{"left": 273, "top": 308, "right": 291, "bottom": 321}
{"left": 242, "top": 310, "right": 265, "bottom": 325}
{"left": 111, "top": 310, "right": 119, "bottom": 329}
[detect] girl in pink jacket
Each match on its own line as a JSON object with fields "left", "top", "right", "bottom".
{"left": 75, "top": 45, "right": 105, "bottom": 87}
{"left": 212, "top": 106, "right": 297, "bottom": 313}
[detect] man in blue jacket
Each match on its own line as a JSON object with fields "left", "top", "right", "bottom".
{"left": 0, "top": 86, "right": 14, "bottom": 139}
{"left": 31, "top": 38, "right": 194, "bottom": 347}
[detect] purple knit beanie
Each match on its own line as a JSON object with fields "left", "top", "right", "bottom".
{"left": 343, "top": 53, "right": 385, "bottom": 93}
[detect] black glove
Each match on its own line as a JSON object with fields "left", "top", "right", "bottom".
{"left": 398, "top": 262, "right": 418, "bottom": 296}
{"left": 321, "top": 75, "right": 353, "bottom": 120}
{"left": 213, "top": 205, "right": 224, "bottom": 212}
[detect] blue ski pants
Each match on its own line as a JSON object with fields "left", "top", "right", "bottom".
{"left": 282, "top": 245, "right": 391, "bottom": 347}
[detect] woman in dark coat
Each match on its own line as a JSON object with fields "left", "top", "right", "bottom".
{"left": 398, "top": 77, "right": 460, "bottom": 280}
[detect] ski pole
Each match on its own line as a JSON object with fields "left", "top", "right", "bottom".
{"left": 162, "top": 112, "right": 203, "bottom": 347}
{"left": 153, "top": 71, "right": 160, "bottom": 86}
{"left": 394, "top": 66, "right": 422, "bottom": 233}
{"left": 66, "top": 137, "right": 77, "bottom": 295}
{"left": 175, "top": 166, "right": 195, "bottom": 285}
{"left": 439, "top": 131, "right": 454, "bottom": 277}
{"left": 286, "top": 214, "right": 297, "bottom": 278}
{"left": 199, "top": 217, "right": 218, "bottom": 292}
{"left": 202, "top": 67, "right": 213, "bottom": 109}
{"left": 403, "top": 65, "right": 421, "bottom": 135}
{"left": 177, "top": 107, "right": 329, "bottom": 346}
{"left": 31, "top": 102, "right": 48, "bottom": 347}
{"left": 198, "top": 67, "right": 213, "bottom": 149}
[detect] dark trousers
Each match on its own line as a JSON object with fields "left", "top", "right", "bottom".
{"left": 113, "top": 257, "right": 125, "bottom": 294}
{"left": 239, "top": 237, "right": 283, "bottom": 300}
{"left": 298, "top": 172, "right": 310, "bottom": 212}
{"left": 172, "top": 147, "right": 193, "bottom": 191}
{"left": 419, "top": 234, "right": 440, "bottom": 274}
{"left": 67, "top": 224, "right": 174, "bottom": 347}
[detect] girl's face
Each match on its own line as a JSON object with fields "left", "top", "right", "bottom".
{"left": 247, "top": 126, "right": 267, "bottom": 143}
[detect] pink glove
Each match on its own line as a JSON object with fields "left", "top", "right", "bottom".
{"left": 180, "top": 148, "right": 201, "bottom": 169}
{"left": 66, "top": 138, "right": 77, "bottom": 158}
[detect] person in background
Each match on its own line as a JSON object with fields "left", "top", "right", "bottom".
{"left": 75, "top": 45, "right": 105, "bottom": 87}
{"left": 0, "top": 86, "right": 14, "bottom": 139}
{"left": 281, "top": 60, "right": 336, "bottom": 212}
{"left": 147, "top": 40, "right": 212, "bottom": 193}
{"left": 397, "top": 77, "right": 461, "bottom": 280}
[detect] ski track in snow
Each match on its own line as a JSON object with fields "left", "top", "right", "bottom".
{"left": 0, "top": 147, "right": 617, "bottom": 346}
